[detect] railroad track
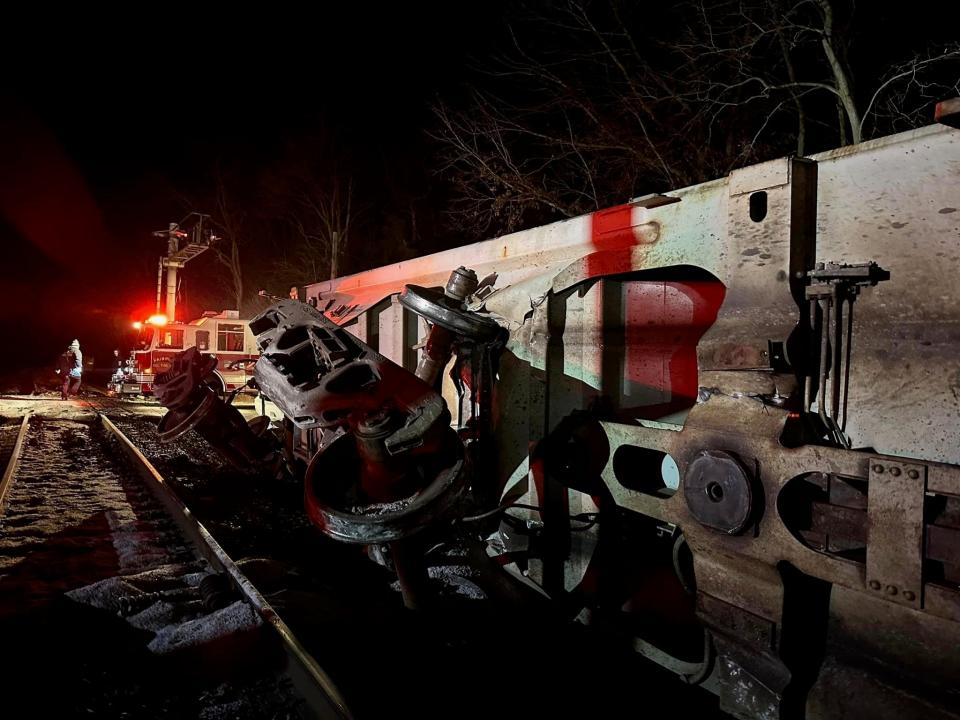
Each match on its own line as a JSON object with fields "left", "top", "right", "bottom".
{"left": 0, "top": 412, "right": 351, "bottom": 719}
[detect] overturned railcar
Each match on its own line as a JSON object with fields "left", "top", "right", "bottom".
{"left": 157, "top": 111, "right": 960, "bottom": 718}
{"left": 298, "top": 116, "right": 960, "bottom": 718}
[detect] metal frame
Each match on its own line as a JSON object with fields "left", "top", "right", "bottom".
{"left": 298, "top": 122, "right": 960, "bottom": 718}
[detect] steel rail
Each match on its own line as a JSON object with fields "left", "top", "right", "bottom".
{"left": 99, "top": 413, "right": 353, "bottom": 720}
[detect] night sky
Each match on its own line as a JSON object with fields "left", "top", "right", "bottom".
{"left": 0, "top": 4, "right": 503, "bottom": 375}
{"left": 0, "top": 1, "right": 954, "bottom": 379}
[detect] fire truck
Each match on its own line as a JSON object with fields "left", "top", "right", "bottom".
{"left": 119, "top": 310, "right": 259, "bottom": 396}
{"left": 114, "top": 215, "right": 259, "bottom": 397}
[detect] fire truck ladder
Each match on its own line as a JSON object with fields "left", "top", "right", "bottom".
{"left": 153, "top": 213, "right": 217, "bottom": 320}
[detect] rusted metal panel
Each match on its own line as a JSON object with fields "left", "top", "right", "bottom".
{"left": 865, "top": 459, "right": 926, "bottom": 609}
{"left": 927, "top": 524, "right": 960, "bottom": 566}
{"left": 698, "top": 591, "right": 778, "bottom": 652}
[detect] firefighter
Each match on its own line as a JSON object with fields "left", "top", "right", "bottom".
{"left": 109, "top": 349, "right": 124, "bottom": 394}
{"left": 59, "top": 339, "right": 83, "bottom": 400}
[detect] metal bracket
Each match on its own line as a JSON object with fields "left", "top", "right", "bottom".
{"left": 866, "top": 458, "right": 927, "bottom": 608}
{"left": 803, "top": 261, "right": 890, "bottom": 447}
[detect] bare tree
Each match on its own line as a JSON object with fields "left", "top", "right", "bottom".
{"left": 210, "top": 170, "right": 246, "bottom": 312}
{"left": 431, "top": 0, "right": 959, "bottom": 239}
{"left": 262, "top": 174, "right": 356, "bottom": 287}
{"left": 261, "top": 131, "right": 361, "bottom": 287}
{"left": 673, "top": 0, "right": 958, "bottom": 148}
{"left": 295, "top": 174, "right": 354, "bottom": 281}
{"left": 433, "top": 98, "right": 602, "bottom": 236}
{"left": 861, "top": 46, "right": 960, "bottom": 136}
{"left": 431, "top": 0, "right": 754, "bottom": 236}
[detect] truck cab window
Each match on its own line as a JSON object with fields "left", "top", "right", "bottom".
{"left": 158, "top": 329, "right": 184, "bottom": 349}
{"left": 217, "top": 323, "right": 244, "bottom": 352}
{"left": 137, "top": 327, "right": 156, "bottom": 350}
